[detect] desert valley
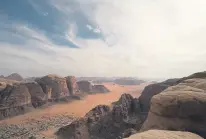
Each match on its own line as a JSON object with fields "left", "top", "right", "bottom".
{"left": 0, "top": 72, "right": 206, "bottom": 139}
{"left": 0, "top": 74, "right": 148, "bottom": 139}
{"left": 1, "top": 1, "right": 206, "bottom": 139}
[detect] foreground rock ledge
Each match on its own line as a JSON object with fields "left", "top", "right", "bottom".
{"left": 141, "top": 81, "right": 206, "bottom": 138}
{"left": 125, "top": 130, "right": 203, "bottom": 139}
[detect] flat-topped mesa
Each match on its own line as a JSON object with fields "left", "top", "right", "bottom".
{"left": 65, "top": 76, "right": 79, "bottom": 95}
{"left": 77, "top": 80, "right": 93, "bottom": 93}
{"left": 0, "top": 83, "right": 33, "bottom": 119}
{"left": 77, "top": 80, "right": 110, "bottom": 94}
{"left": 36, "top": 74, "right": 70, "bottom": 100}
{"left": 92, "top": 84, "right": 110, "bottom": 93}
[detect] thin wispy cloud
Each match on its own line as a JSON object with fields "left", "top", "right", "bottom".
{"left": 0, "top": 0, "right": 206, "bottom": 79}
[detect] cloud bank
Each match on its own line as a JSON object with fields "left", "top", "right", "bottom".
{"left": 1, "top": 0, "right": 206, "bottom": 80}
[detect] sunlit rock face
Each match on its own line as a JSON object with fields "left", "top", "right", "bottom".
{"left": 65, "top": 76, "right": 79, "bottom": 95}
{"left": 24, "top": 82, "right": 47, "bottom": 107}
{"left": 141, "top": 79, "right": 206, "bottom": 138}
{"left": 36, "top": 74, "right": 70, "bottom": 100}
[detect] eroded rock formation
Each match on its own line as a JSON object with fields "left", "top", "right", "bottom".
{"left": 36, "top": 74, "right": 70, "bottom": 100}
{"left": 141, "top": 79, "right": 206, "bottom": 138}
{"left": 65, "top": 76, "right": 79, "bottom": 95}
{"left": 24, "top": 82, "right": 47, "bottom": 107}
{"left": 56, "top": 94, "right": 142, "bottom": 139}
{"left": 77, "top": 80, "right": 93, "bottom": 93}
{"left": 92, "top": 85, "right": 110, "bottom": 93}
{"left": 0, "top": 83, "right": 33, "bottom": 119}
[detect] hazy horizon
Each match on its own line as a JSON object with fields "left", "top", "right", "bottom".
{"left": 1, "top": 0, "right": 206, "bottom": 79}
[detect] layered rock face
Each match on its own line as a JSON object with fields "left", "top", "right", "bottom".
{"left": 141, "top": 79, "right": 206, "bottom": 138}
{"left": 77, "top": 80, "right": 93, "bottom": 93}
{"left": 24, "top": 82, "right": 47, "bottom": 107}
{"left": 0, "top": 83, "right": 33, "bottom": 119}
{"left": 139, "top": 78, "right": 178, "bottom": 113}
{"left": 65, "top": 76, "right": 79, "bottom": 95}
{"left": 36, "top": 75, "right": 70, "bottom": 100}
{"left": 56, "top": 94, "right": 142, "bottom": 139}
{"left": 125, "top": 130, "right": 203, "bottom": 139}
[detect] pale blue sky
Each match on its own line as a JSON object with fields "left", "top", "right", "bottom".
{"left": 1, "top": 0, "right": 206, "bottom": 79}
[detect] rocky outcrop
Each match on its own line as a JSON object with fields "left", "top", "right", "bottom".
{"left": 77, "top": 80, "right": 110, "bottom": 94}
{"left": 36, "top": 74, "right": 70, "bottom": 100}
{"left": 92, "top": 85, "right": 110, "bottom": 93}
{"left": 177, "top": 71, "right": 206, "bottom": 83}
{"left": 5, "top": 73, "right": 23, "bottom": 81}
{"left": 139, "top": 78, "right": 178, "bottom": 113}
{"left": 56, "top": 94, "right": 142, "bottom": 139}
{"left": 0, "top": 83, "right": 33, "bottom": 119}
{"left": 125, "top": 130, "right": 203, "bottom": 139}
{"left": 24, "top": 82, "right": 47, "bottom": 107}
{"left": 141, "top": 79, "right": 206, "bottom": 138}
{"left": 0, "top": 82, "right": 7, "bottom": 91}
{"left": 65, "top": 76, "right": 79, "bottom": 95}
{"left": 77, "top": 80, "right": 93, "bottom": 93}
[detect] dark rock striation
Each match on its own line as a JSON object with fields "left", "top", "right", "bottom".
{"left": 56, "top": 94, "right": 142, "bottom": 139}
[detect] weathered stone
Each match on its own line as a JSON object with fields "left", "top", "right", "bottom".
{"left": 24, "top": 82, "right": 47, "bottom": 107}
{"left": 0, "top": 83, "right": 33, "bottom": 119}
{"left": 139, "top": 78, "right": 179, "bottom": 113}
{"left": 65, "top": 76, "right": 79, "bottom": 95}
{"left": 92, "top": 85, "right": 110, "bottom": 93}
{"left": 125, "top": 130, "right": 203, "bottom": 139}
{"left": 36, "top": 74, "right": 70, "bottom": 100}
{"left": 141, "top": 80, "right": 206, "bottom": 138}
{"left": 77, "top": 80, "right": 93, "bottom": 93}
{"left": 56, "top": 94, "right": 142, "bottom": 139}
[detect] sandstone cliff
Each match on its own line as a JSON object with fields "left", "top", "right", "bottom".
{"left": 0, "top": 83, "right": 33, "bottom": 119}
{"left": 36, "top": 74, "right": 70, "bottom": 100}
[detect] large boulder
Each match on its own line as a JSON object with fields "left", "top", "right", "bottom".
{"left": 36, "top": 74, "right": 70, "bottom": 100}
{"left": 139, "top": 78, "right": 179, "bottom": 113}
{"left": 92, "top": 85, "right": 110, "bottom": 93}
{"left": 65, "top": 76, "right": 79, "bottom": 95}
{"left": 125, "top": 130, "right": 203, "bottom": 139}
{"left": 141, "top": 80, "right": 206, "bottom": 138}
{"left": 56, "top": 94, "right": 143, "bottom": 139}
{"left": 0, "top": 83, "right": 33, "bottom": 119}
{"left": 77, "top": 80, "right": 93, "bottom": 93}
{"left": 24, "top": 82, "right": 47, "bottom": 107}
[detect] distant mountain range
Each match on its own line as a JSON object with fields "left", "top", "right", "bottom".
{"left": 0, "top": 73, "right": 145, "bottom": 85}
{"left": 0, "top": 73, "right": 23, "bottom": 82}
